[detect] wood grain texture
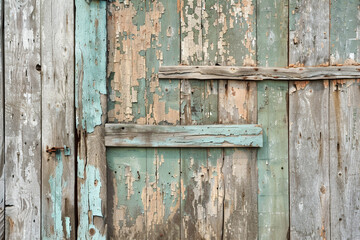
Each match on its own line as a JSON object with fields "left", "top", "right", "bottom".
{"left": 330, "top": 1, "right": 360, "bottom": 238}
{"left": 217, "top": 0, "right": 258, "bottom": 239}
{"left": 105, "top": 124, "right": 263, "bottom": 148}
{"left": 4, "top": 0, "right": 41, "bottom": 238}
{"left": 159, "top": 65, "right": 360, "bottom": 80}
{"left": 75, "top": 0, "right": 107, "bottom": 239}
{"left": 256, "top": 0, "right": 289, "bottom": 238}
{"left": 0, "top": 0, "right": 3, "bottom": 237}
{"left": 289, "top": 2, "right": 330, "bottom": 238}
{"left": 107, "top": 0, "right": 181, "bottom": 238}
{"left": 41, "top": 0, "right": 75, "bottom": 239}
{"left": 180, "top": 1, "right": 224, "bottom": 239}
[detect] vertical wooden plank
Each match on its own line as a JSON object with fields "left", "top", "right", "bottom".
{"left": 217, "top": 0, "right": 258, "bottom": 239}
{"left": 257, "top": 0, "right": 289, "bottom": 238}
{"left": 4, "top": 0, "right": 41, "bottom": 238}
{"left": 180, "top": 0, "right": 223, "bottom": 239}
{"left": 289, "top": 0, "right": 330, "bottom": 238}
{"left": 0, "top": 0, "right": 4, "bottom": 237}
{"left": 41, "top": 0, "right": 75, "bottom": 239}
{"left": 76, "top": 0, "right": 107, "bottom": 239}
{"left": 144, "top": 1, "right": 181, "bottom": 239}
{"left": 330, "top": 1, "right": 360, "bottom": 238}
{"left": 107, "top": 148, "right": 147, "bottom": 239}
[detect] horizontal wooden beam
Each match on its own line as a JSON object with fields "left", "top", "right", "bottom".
{"left": 105, "top": 124, "right": 263, "bottom": 148}
{"left": 159, "top": 65, "right": 360, "bottom": 81}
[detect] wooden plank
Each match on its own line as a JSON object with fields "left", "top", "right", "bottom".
{"left": 159, "top": 65, "right": 360, "bottom": 80}
{"left": 217, "top": 0, "right": 258, "bottom": 239}
{"left": 107, "top": 148, "right": 147, "bottom": 239}
{"left": 143, "top": 0, "right": 181, "bottom": 239}
{"left": 289, "top": 0, "right": 330, "bottom": 238}
{"left": 257, "top": 0, "right": 289, "bottom": 238}
{"left": 105, "top": 124, "right": 263, "bottom": 148}
{"left": 41, "top": 0, "right": 75, "bottom": 239}
{"left": 4, "top": 0, "right": 41, "bottom": 238}
{"left": 180, "top": 1, "right": 223, "bottom": 239}
{"left": 330, "top": 1, "right": 360, "bottom": 238}
{"left": 75, "top": 0, "right": 107, "bottom": 239}
{"left": 0, "top": 0, "right": 3, "bottom": 237}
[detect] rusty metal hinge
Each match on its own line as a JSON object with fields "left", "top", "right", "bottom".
{"left": 46, "top": 145, "right": 71, "bottom": 156}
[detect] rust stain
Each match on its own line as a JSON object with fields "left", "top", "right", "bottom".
{"left": 294, "top": 81, "right": 309, "bottom": 91}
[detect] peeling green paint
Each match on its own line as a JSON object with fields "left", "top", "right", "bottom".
{"left": 65, "top": 217, "right": 71, "bottom": 239}
{"left": 77, "top": 157, "right": 85, "bottom": 179}
{"left": 46, "top": 151, "right": 64, "bottom": 239}
{"left": 78, "top": 164, "right": 105, "bottom": 240}
{"left": 75, "top": 0, "right": 107, "bottom": 133}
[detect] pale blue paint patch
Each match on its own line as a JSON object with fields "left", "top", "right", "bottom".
{"left": 64, "top": 145, "right": 71, "bottom": 156}
{"left": 78, "top": 164, "right": 104, "bottom": 239}
{"left": 77, "top": 157, "right": 85, "bottom": 179}
{"left": 75, "top": 0, "right": 107, "bottom": 133}
{"left": 47, "top": 151, "right": 64, "bottom": 239}
{"left": 65, "top": 217, "right": 71, "bottom": 239}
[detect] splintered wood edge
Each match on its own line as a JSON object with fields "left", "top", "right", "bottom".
{"left": 105, "top": 124, "right": 263, "bottom": 148}
{"left": 159, "top": 65, "right": 360, "bottom": 81}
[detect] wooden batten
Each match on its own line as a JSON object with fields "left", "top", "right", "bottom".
{"left": 159, "top": 65, "right": 360, "bottom": 80}
{"left": 105, "top": 124, "right": 263, "bottom": 148}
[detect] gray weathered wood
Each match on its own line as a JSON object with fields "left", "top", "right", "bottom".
{"left": 105, "top": 124, "right": 263, "bottom": 148}
{"left": 0, "top": 0, "right": 3, "bottom": 237}
{"left": 4, "top": 0, "right": 41, "bottom": 238}
{"left": 289, "top": 0, "right": 330, "bottom": 238}
{"left": 41, "top": 0, "right": 75, "bottom": 238}
{"left": 159, "top": 65, "right": 360, "bottom": 80}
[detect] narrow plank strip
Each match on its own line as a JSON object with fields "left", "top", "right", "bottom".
{"left": 0, "top": 0, "right": 3, "bottom": 237}
{"left": 105, "top": 124, "right": 263, "bottom": 148}
{"left": 75, "top": 0, "right": 107, "bottom": 239}
{"left": 257, "top": 0, "right": 289, "bottom": 238}
{"left": 289, "top": 0, "right": 330, "bottom": 238}
{"left": 330, "top": 1, "right": 360, "bottom": 238}
{"left": 41, "top": 0, "right": 75, "bottom": 238}
{"left": 159, "top": 65, "right": 360, "bottom": 80}
{"left": 4, "top": 0, "right": 41, "bottom": 238}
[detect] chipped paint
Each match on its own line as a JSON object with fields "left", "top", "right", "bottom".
{"left": 75, "top": 0, "right": 107, "bottom": 133}
{"left": 65, "top": 217, "right": 71, "bottom": 239}
{"left": 78, "top": 165, "right": 105, "bottom": 240}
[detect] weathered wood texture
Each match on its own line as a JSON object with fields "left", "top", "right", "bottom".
{"left": 107, "top": 0, "right": 181, "bottom": 238}
{"left": 75, "top": 0, "right": 107, "bottom": 239}
{"left": 105, "top": 124, "right": 263, "bottom": 148}
{"left": 330, "top": 1, "right": 360, "bottom": 239}
{"left": 0, "top": 0, "right": 3, "bottom": 237}
{"left": 4, "top": 0, "right": 41, "bottom": 238}
{"left": 159, "top": 65, "right": 360, "bottom": 80}
{"left": 41, "top": 0, "right": 75, "bottom": 239}
{"left": 180, "top": 1, "right": 224, "bottom": 239}
{"left": 257, "top": 0, "right": 289, "bottom": 238}
{"left": 289, "top": 0, "right": 330, "bottom": 239}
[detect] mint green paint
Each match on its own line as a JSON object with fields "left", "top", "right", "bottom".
{"left": 78, "top": 164, "right": 104, "bottom": 240}
{"left": 257, "top": 0, "right": 289, "bottom": 238}
{"left": 65, "top": 217, "right": 71, "bottom": 239}
{"left": 46, "top": 151, "right": 64, "bottom": 239}
{"left": 75, "top": 0, "right": 106, "bottom": 133}
{"left": 77, "top": 157, "right": 85, "bottom": 179}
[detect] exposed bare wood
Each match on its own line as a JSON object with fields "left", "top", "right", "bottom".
{"left": 105, "top": 124, "right": 263, "bottom": 148}
{"left": 159, "top": 65, "right": 360, "bottom": 80}
{"left": 41, "top": 0, "right": 75, "bottom": 238}
{"left": 4, "top": 0, "right": 41, "bottom": 238}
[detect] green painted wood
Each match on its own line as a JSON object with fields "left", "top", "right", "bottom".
{"left": 105, "top": 124, "right": 263, "bottom": 148}
{"left": 180, "top": 1, "right": 223, "bottom": 239}
{"left": 330, "top": 1, "right": 360, "bottom": 238}
{"left": 257, "top": 0, "right": 289, "bottom": 238}
{"left": 41, "top": 0, "right": 75, "bottom": 238}
{"left": 107, "top": 148, "right": 147, "bottom": 239}
{"left": 75, "top": 0, "right": 107, "bottom": 239}
{"left": 146, "top": 148, "right": 181, "bottom": 239}
{"left": 0, "top": 0, "right": 3, "bottom": 236}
